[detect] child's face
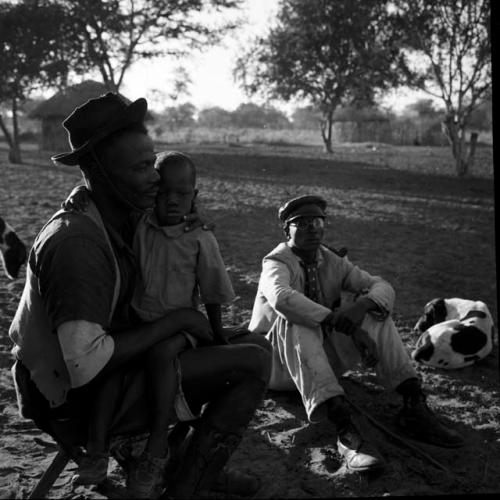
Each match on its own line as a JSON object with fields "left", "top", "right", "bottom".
{"left": 155, "top": 163, "right": 197, "bottom": 226}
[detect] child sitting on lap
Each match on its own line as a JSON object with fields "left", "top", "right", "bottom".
{"left": 70, "top": 151, "right": 235, "bottom": 498}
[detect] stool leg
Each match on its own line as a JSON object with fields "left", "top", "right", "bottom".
{"left": 28, "top": 448, "right": 70, "bottom": 499}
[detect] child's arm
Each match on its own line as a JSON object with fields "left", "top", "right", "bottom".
{"left": 204, "top": 303, "right": 229, "bottom": 345}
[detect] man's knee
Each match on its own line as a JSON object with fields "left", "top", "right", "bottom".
{"left": 237, "top": 343, "right": 272, "bottom": 384}
{"left": 251, "top": 334, "right": 273, "bottom": 355}
{"left": 229, "top": 329, "right": 273, "bottom": 354}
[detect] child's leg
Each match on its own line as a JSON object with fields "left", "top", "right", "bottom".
{"left": 73, "top": 370, "right": 124, "bottom": 484}
{"left": 127, "top": 333, "right": 188, "bottom": 497}
{"left": 87, "top": 370, "right": 124, "bottom": 454}
{"left": 145, "top": 333, "right": 188, "bottom": 457}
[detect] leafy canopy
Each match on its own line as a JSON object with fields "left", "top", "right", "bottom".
{"left": 393, "top": 0, "right": 491, "bottom": 124}
{"left": 57, "top": 0, "right": 242, "bottom": 90}
{"left": 0, "top": 0, "right": 83, "bottom": 101}
{"left": 235, "top": 0, "right": 402, "bottom": 113}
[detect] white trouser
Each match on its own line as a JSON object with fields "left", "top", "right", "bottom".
{"left": 265, "top": 314, "right": 418, "bottom": 422}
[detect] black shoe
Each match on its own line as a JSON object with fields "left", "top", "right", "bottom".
{"left": 336, "top": 422, "right": 385, "bottom": 473}
{"left": 396, "top": 394, "right": 464, "bottom": 448}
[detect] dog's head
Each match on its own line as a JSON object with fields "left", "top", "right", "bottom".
{"left": 0, "top": 218, "right": 27, "bottom": 279}
{"left": 414, "top": 298, "right": 448, "bottom": 333}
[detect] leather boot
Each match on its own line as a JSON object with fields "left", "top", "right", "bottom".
{"left": 396, "top": 392, "right": 464, "bottom": 448}
{"left": 336, "top": 421, "right": 385, "bottom": 473}
{"left": 168, "top": 420, "right": 242, "bottom": 498}
{"left": 168, "top": 376, "right": 266, "bottom": 498}
{"left": 327, "top": 396, "right": 385, "bottom": 473}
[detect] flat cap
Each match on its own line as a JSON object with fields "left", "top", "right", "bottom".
{"left": 278, "top": 195, "right": 327, "bottom": 223}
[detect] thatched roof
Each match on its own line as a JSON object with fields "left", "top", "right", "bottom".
{"left": 29, "top": 80, "right": 151, "bottom": 120}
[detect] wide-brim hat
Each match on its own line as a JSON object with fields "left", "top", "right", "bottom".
{"left": 278, "top": 195, "right": 327, "bottom": 223}
{"left": 51, "top": 92, "right": 148, "bottom": 166}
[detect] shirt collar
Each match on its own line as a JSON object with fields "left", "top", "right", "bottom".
{"left": 288, "top": 244, "right": 324, "bottom": 265}
{"left": 144, "top": 213, "right": 188, "bottom": 238}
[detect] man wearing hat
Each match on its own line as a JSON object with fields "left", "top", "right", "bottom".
{"left": 9, "top": 93, "right": 270, "bottom": 498}
{"left": 249, "top": 194, "right": 464, "bottom": 473}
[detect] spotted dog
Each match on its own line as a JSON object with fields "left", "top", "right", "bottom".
{"left": 0, "top": 217, "right": 27, "bottom": 279}
{"left": 412, "top": 297, "right": 494, "bottom": 369}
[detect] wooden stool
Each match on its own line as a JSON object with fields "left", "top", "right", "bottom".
{"left": 28, "top": 441, "right": 82, "bottom": 499}
{"left": 26, "top": 430, "right": 141, "bottom": 499}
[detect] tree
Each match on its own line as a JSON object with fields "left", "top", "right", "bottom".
{"left": 230, "top": 103, "right": 290, "bottom": 129}
{"left": 394, "top": 0, "right": 491, "bottom": 177}
{"left": 403, "top": 99, "right": 444, "bottom": 119}
{"left": 197, "top": 106, "right": 233, "bottom": 128}
{"left": 467, "top": 99, "right": 492, "bottom": 131}
{"left": 159, "top": 102, "right": 197, "bottom": 131}
{"left": 58, "top": 0, "right": 241, "bottom": 92}
{"left": 234, "top": 0, "right": 402, "bottom": 152}
{"left": 0, "top": 0, "right": 84, "bottom": 163}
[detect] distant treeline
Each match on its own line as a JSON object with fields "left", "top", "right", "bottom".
{"left": 151, "top": 100, "right": 492, "bottom": 147}
{"left": 7, "top": 98, "right": 492, "bottom": 147}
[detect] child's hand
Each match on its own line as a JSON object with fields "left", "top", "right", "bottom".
{"left": 61, "top": 185, "right": 91, "bottom": 212}
{"left": 183, "top": 202, "right": 215, "bottom": 232}
{"left": 174, "top": 308, "right": 214, "bottom": 344}
{"left": 183, "top": 212, "right": 216, "bottom": 232}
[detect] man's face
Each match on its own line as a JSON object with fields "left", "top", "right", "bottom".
{"left": 287, "top": 216, "right": 325, "bottom": 252}
{"left": 101, "top": 131, "right": 159, "bottom": 211}
{"left": 155, "top": 162, "right": 196, "bottom": 226}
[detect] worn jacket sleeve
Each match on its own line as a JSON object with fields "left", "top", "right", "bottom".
{"left": 37, "top": 230, "right": 117, "bottom": 386}
{"left": 57, "top": 320, "right": 114, "bottom": 388}
{"left": 260, "top": 257, "right": 331, "bottom": 327}
{"left": 340, "top": 257, "right": 395, "bottom": 319}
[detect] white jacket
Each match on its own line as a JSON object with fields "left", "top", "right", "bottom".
{"left": 248, "top": 242, "right": 395, "bottom": 333}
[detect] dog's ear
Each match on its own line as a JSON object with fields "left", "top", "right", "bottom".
{"left": 415, "top": 298, "right": 446, "bottom": 332}
{"left": 431, "top": 298, "right": 448, "bottom": 324}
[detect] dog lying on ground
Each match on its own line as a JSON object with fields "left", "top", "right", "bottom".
{"left": 0, "top": 216, "right": 27, "bottom": 279}
{"left": 412, "top": 297, "right": 494, "bottom": 369}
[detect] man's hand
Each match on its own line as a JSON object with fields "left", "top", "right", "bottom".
{"left": 321, "top": 311, "right": 337, "bottom": 333}
{"left": 169, "top": 308, "right": 214, "bottom": 344}
{"left": 61, "top": 185, "right": 90, "bottom": 212}
{"left": 352, "top": 328, "right": 378, "bottom": 368}
{"left": 331, "top": 298, "right": 376, "bottom": 336}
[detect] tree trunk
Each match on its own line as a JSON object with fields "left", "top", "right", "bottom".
{"left": 8, "top": 144, "right": 22, "bottom": 164}
{"left": 441, "top": 116, "right": 472, "bottom": 179}
{"left": 320, "top": 111, "right": 333, "bottom": 153}
{"left": 0, "top": 113, "right": 22, "bottom": 164}
{"left": 10, "top": 97, "right": 23, "bottom": 164}
{"left": 466, "top": 132, "right": 478, "bottom": 176}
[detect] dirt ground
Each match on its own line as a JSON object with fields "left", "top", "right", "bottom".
{"left": 0, "top": 143, "right": 498, "bottom": 499}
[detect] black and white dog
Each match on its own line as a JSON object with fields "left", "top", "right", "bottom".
{"left": 412, "top": 297, "right": 494, "bottom": 369}
{"left": 0, "top": 216, "right": 27, "bottom": 279}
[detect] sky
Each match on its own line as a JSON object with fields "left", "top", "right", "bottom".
{"left": 121, "top": 0, "right": 280, "bottom": 112}
{"left": 101, "top": 0, "right": 434, "bottom": 116}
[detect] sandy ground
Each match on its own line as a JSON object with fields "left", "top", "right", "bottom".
{"left": 0, "top": 147, "right": 499, "bottom": 499}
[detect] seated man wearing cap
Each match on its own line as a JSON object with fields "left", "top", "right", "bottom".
{"left": 249, "top": 194, "right": 463, "bottom": 473}
{"left": 9, "top": 93, "right": 270, "bottom": 498}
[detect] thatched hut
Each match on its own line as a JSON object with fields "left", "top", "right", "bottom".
{"left": 29, "top": 80, "right": 141, "bottom": 152}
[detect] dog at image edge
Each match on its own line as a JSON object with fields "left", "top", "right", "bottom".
{"left": 0, "top": 216, "right": 27, "bottom": 279}
{"left": 412, "top": 297, "right": 494, "bottom": 369}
